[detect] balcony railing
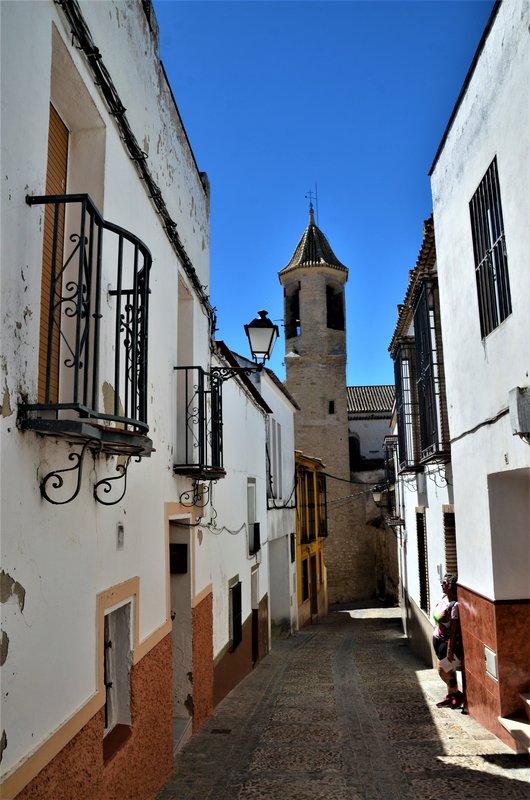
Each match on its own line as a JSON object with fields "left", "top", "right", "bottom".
{"left": 173, "top": 366, "right": 225, "bottom": 480}
{"left": 394, "top": 339, "right": 422, "bottom": 472}
{"left": 21, "top": 194, "right": 151, "bottom": 454}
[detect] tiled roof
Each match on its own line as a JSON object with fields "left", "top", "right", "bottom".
{"left": 264, "top": 368, "right": 301, "bottom": 410}
{"left": 279, "top": 206, "right": 347, "bottom": 275}
{"left": 214, "top": 342, "right": 273, "bottom": 414}
{"left": 347, "top": 385, "right": 395, "bottom": 414}
{"left": 388, "top": 216, "right": 436, "bottom": 357}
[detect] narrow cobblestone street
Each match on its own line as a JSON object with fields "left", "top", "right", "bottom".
{"left": 158, "top": 605, "right": 529, "bottom": 800}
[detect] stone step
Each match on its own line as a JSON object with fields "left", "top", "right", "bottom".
{"left": 173, "top": 716, "right": 192, "bottom": 755}
{"left": 498, "top": 713, "right": 530, "bottom": 754}
{"left": 520, "top": 693, "right": 530, "bottom": 721}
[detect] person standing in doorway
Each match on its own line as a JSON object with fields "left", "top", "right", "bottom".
{"left": 432, "top": 574, "right": 464, "bottom": 709}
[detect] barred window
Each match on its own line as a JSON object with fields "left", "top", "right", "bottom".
{"left": 394, "top": 340, "right": 419, "bottom": 470}
{"left": 414, "top": 282, "right": 448, "bottom": 460}
{"left": 469, "top": 157, "right": 511, "bottom": 338}
{"left": 317, "top": 474, "right": 328, "bottom": 537}
{"left": 416, "top": 511, "right": 430, "bottom": 614}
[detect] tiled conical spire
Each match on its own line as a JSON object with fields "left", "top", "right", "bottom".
{"left": 279, "top": 203, "right": 347, "bottom": 275}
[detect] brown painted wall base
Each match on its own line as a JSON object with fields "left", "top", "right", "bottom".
{"left": 192, "top": 592, "right": 214, "bottom": 732}
{"left": 257, "top": 594, "right": 269, "bottom": 663}
{"left": 16, "top": 634, "right": 173, "bottom": 800}
{"left": 459, "top": 585, "right": 530, "bottom": 750}
{"left": 213, "top": 594, "right": 269, "bottom": 708}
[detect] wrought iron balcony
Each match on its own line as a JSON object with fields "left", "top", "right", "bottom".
{"left": 173, "top": 366, "right": 226, "bottom": 480}
{"left": 20, "top": 193, "right": 152, "bottom": 504}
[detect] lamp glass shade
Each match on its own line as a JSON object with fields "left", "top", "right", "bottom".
{"left": 245, "top": 311, "right": 279, "bottom": 363}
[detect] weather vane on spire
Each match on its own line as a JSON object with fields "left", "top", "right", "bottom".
{"left": 305, "top": 184, "right": 318, "bottom": 225}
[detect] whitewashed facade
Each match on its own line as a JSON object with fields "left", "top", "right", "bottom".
{"left": 0, "top": 1, "right": 218, "bottom": 796}
{"left": 229, "top": 353, "right": 298, "bottom": 638}
{"left": 205, "top": 343, "right": 273, "bottom": 704}
{"left": 429, "top": 0, "right": 530, "bottom": 750}
{"left": 389, "top": 218, "right": 455, "bottom": 667}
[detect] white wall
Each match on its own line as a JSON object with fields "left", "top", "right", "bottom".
{"left": 431, "top": 0, "right": 530, "bottom": 599}
{"left": 260, "top": 372, "right": 298, "bottom": 632}
{"left": 349, "top": 417, "right": 391, "bottom": 461}
{"left": 198, "top": 359, "right": 269, "bottom": 657}
{"left": 1, "top": 0, "right": 210, "bottom": 779}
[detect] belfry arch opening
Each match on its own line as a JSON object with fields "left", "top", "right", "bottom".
{"left": 284, "top": 281, "right": 301, "bottom": 338}
{"left": 326, "top": 282, "right": 344, "bottom": 330}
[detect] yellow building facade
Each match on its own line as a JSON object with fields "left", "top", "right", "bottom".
{"left": 295, "top": 451, "right": 329, "bottom": 627}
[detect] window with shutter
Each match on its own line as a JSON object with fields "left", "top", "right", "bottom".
{"left": 38, "top": 105, "right": 68, "bottom": 404}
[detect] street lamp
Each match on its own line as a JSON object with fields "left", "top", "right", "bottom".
{"left": 210, "top": 311, "right": 279, "bottom": 387}
{"left": 244, "top": 310, "right": 279, "bottom": 365}
{"left": 371, "top": 483, "right": 389, "bottom": 508}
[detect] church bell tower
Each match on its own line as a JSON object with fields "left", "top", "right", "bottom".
{"left": 279, "top": 205, "right": 351, "bottom": 602}
{"left": 279, "top": 204, "right": 349, "bottom": 472}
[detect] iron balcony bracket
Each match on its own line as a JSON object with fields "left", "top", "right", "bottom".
{"left": 179, "top": 480, "right": 212, "bottom": 509}
{"left": 40, "top": 439, "right": 97, "bottom": 505}
{"left": 94, "top": 456, "right": 140, "bottom": 506}
{"left": 209, "top": 364, "right": 263, "bottom": 389}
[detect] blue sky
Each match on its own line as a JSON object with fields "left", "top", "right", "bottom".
{"left": 153, "top": 0, "right": 495, "bottom": 386}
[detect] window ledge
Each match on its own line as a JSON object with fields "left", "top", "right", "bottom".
{"left": 20, "top": 418, "right": 153, "bottom": 457}
{"left": 173, "top": 465, "right": 226, "bottom": 480}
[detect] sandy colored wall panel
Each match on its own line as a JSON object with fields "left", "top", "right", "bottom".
{"left": 191, "top": 592, "right": 214, "bottom": 732}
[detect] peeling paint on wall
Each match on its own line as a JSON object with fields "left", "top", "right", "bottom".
{"left": 1, "top": 380, "right": 12, "bottom": 417}
{"left": 0, "top": 570, "right": 26, "bottom": 611}
{"left": 102, "top": 381, "right": 124, "bottom": 417}
{"left": 0, "top": 630, "right": 8, "bottom": 666}
{"left": 0, "top": 729, "right": 7, "bottom": 763}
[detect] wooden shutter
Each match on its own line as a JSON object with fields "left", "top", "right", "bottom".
{"left": 443, "top": 512, "right": 458, "bottom": 576}
{"left": 38, "top": 105, "right": 68, "bottom": 404}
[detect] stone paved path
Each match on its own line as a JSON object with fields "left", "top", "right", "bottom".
{"left": 158, "top": 605, "right": 529, "bottom": 800}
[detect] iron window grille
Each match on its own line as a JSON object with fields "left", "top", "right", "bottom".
{"left": 394, "top": 339, "right": 421, "bottom": 472}
{"left": 173, "top": 366, "right": 225, "bottom": 479}
{"left": 306, "top": 472, "right": 316, "bottom": 540}
{"left": 298, "top": 472, "right": 309, "bottom": 543}
{"left": 317, "top": 474, "right": 328, "bottom": 537}
{"left": 469, "top": 157, "right": 512, "bottom": 338}
{"left": 413, "top": 282, "right": 450, "bottom": 461}
{"left": 22, "top": 194, "right": 151, "bottom": 443}
{"left": 416, "top": 511, "right": 430, "bottom": 614}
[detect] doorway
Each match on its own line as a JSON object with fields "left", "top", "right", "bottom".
{"left": 169, "top": 520, "right": 192, "bottom": 748}
{"left": 310, "top": 555, "right": 318, "bottom": 619}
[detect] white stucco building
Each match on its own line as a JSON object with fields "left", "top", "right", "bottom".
{"left": 429, "top": 0, "right": 530, "bottom": 750}
{"left": 390, "top": 0, "right": 529, "bottom": 753}
{"left": 0, "top": 1, "right": 268, "bottom": 796}
{"left": 233, "top": 355, "right": 299, "bottom": 638}
{"left": 389, "top": 218, "right": 456, "bottom": 668}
